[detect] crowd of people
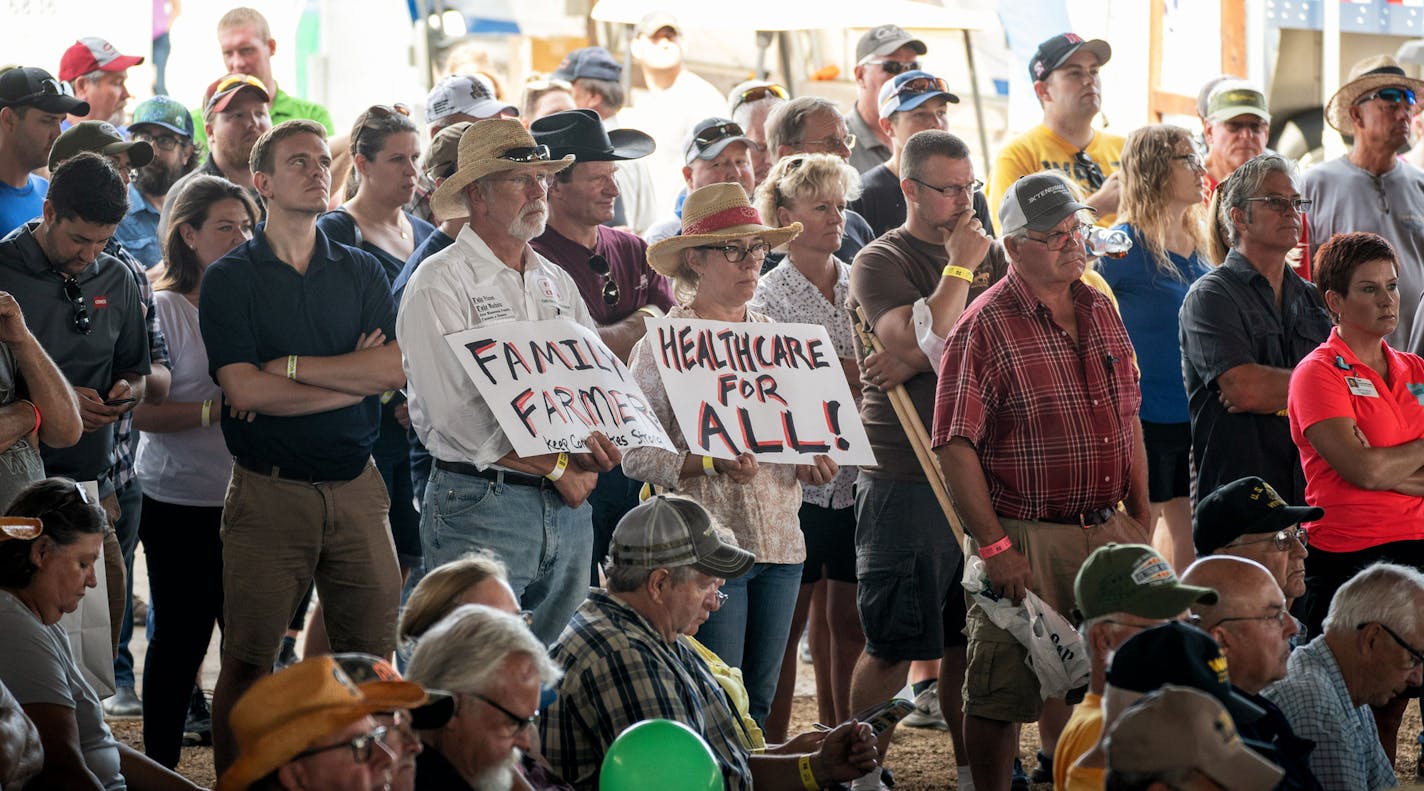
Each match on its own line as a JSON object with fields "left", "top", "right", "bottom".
{"left": 0, "top": 7, "right": 1423, "bottom": 791}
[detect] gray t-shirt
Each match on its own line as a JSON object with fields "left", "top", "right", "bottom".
{"left": 1300, "top": 156, "right": 1424, "bottom": 352}
{"left": 0, "top": 590, "right": 124, "bottom": 790}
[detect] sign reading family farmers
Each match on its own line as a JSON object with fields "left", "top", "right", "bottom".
{"left": 445, "top": 320, "right": 674, "bottom": 456}
{"left": 645, "top": 317, "right": 875, "bottom": 465}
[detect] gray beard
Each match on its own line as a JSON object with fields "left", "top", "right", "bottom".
{"left": 470, "top": 749, "right": 520, "bottom": 791}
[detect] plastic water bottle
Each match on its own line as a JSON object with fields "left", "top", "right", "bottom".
{"left": 1085, "top": 227, "right": 1132, "bottom": 259}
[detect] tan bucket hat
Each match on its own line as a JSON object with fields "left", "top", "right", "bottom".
{"left": 1326, "top": 54, "right": 1424, "bottom": 134}
{"left": 429, "top": 117, "right": 574, "bottom": 222}
{"left": 646, "top": 182, "right": 802, "bottom": 277}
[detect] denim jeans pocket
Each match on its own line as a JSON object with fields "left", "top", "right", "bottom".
{"left": 430, "top": 477, "right": 497, "bottom": 523}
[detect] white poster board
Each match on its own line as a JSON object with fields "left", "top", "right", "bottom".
{"left": 445, "top": 319, "right": 673, "bottom": 456}
{"left": 645, "top": 317, "right": 875, "bottom": 465}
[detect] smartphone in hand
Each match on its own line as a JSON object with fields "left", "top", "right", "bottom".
{"left": 103, "top": 397, "right": 138, "bottom": 407}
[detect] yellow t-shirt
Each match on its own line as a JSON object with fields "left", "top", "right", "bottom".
{"left": 1080, "top": 269, "right": 1120, "bottom": 312}
{"left": 1053, "top": 691, "right": 1103, "bottom": 790}
{"left": 989, "top": 125, "right": 1126, "bottom": 227}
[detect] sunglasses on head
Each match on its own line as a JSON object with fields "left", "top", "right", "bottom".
{"left": 352, "top": 103, "right": 411, "bottom": 152}
{"left": 863, "top": 59, "right": 920, "bottom": 76}
{"left": 499, "top": 144, "right": 552, "bottom": 163}
{"left": 693, "top": 121, "right": 745, "bottom": 150}
{"left": 1355, "top": 87, "right": 1417, "bottom": 107}
{"left": 730, "top": 83, "right": 788, "bottom": 114}
{"left": 895, "top": 76, "right": 949, "bottom": 97}
{"left": 585, "top": 254, "right": 620, "bottom": 306}
{"left": 12, "top": 77, "right": 74, "bottom": 105}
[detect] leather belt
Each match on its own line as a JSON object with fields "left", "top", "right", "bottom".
{"left": 435, "top": 459, "right": 551, "bottom": 490}
{"left": 235, "top": 457, "right": 341, "bottom": 484}
{"left": 1038, "top": 507, "right": 1117, "bottom": 527}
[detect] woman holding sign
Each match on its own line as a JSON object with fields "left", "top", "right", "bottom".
{"left": 750, "top": 153, "right": 867, "bottom": 743}
{"left": 625, "top": 183, "right": 839, "bottom": 728}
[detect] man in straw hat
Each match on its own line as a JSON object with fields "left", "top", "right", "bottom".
{"left": 396, "top": 118, "right": 622, "bottom": 646}
{"left": 842, "top": 129, "right": 1004, "bottom": 791}
{"left": 1301, "top": 54, "right": 1424, "bottom": 353}
{"left": 201, "top": 119, "right": 407, "bottom": 774}
{"left": 541, "top": 494, "right": 878, "bottom": 790}
{"left": 1104, "top": 686, "right": 1285, "bottom": 791}
{"left": 217, "top": 655, "right": 428, "bottom": 791}
{"left": 934, "top": 170, "right": 1149, "bottom": 791}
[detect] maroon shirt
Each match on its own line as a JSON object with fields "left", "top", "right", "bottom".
{"left": 932, "top": 270, "right": 1141, "bottom": 520}
{"left": 531, "top": 224, "right": 675, "bottom": 325}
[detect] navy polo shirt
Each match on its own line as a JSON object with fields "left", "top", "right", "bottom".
{"left": 199, "top": 227, "right": 397, "bottom": 481}
{"left": 0, "top": 222, "right": 151, "bottom": 483}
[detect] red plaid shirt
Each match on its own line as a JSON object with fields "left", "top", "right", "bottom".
{"left": 932, "top": 270, "right": 1141, "bottom": 520}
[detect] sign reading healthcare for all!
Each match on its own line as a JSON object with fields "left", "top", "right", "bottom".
{"left": 645, "top": 317, "right": 875, "bottom": 465}
{"left": 444, "top": 319, "right": 674, "bottom": 457}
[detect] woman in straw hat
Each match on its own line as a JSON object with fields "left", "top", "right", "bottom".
{"left": 622, "top": 182, "right": 840, "bottom": 728}
{"left": 748, "top": 153, "right": 868, "bottom": 743}
{"left": 0, "top": 478, "right": 204, "bottom": 790}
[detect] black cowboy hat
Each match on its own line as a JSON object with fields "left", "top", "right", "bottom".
{"left": 530, "top": 108, "right": 655, "bottom": 162}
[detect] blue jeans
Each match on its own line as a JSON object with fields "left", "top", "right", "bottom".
{"left": 113, "top": 480, "right": 143, "bottom": 690}
{"left": 420, "top": 465, "right": 592, "bottom": 645}
{"left": 694, "top": 561, "right": 802, "bottom": 727}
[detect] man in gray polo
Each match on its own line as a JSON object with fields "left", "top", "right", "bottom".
{"left": 846, "top": 25, "right": 927, "bottom": 174}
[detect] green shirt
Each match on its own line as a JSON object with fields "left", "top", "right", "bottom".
{"left": 188, "top": 87, "right": 334, "bottom": 159}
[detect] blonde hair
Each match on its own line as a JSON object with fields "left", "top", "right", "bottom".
{"left": 1118, "top": 124, "right": 1209, "bottom": 279}
{"left": 397, "top": 551, "right": 509, "bottom": 642}
{"left": 754, "top": 153, "right": 862, "bottom": 229}
{"left": 217, "top": 7, "right": 271, "bottom": 40}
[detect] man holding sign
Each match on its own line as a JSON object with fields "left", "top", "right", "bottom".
{"left": 397, "top": 119, "right": 622, "bottom": 645}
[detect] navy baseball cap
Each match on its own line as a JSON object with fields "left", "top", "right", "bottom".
{"left": 1107, "top": 622, "right": 1266, "bottom": 725}
{"left": 1194, "top": 477, "right": 1322, "bottom": 556}
{"left": 1029, "top": 33, "right": 1111, "bottom": 82}
{"left": 877, "top": 70, "right": 959, "bottom": 119}
{"left": 0, "top": 66, "right": 89, "bottom": 115}
{"left": 553, "top": 47, "right": 621, "bottom": 83}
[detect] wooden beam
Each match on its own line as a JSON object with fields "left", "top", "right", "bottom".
{"left": 1148, "top": 0, "right": 1165, "bottom": 120}
{"left": 1221, "top": 0, "right": 1246, "bottom": 76}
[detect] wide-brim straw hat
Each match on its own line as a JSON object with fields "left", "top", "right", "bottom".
{"left": 217, "top": 657, "right": 428, "bottom": 791}
{"left": 1326, "top": 54, "right": 1424, "bottom": 134}
{"left": 647, "top": 182, "right": 802, "bottom": 277}
{"left": 429, "top": 117, "right": 574, "bottom": 222}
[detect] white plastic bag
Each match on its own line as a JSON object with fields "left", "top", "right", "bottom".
{"left": 961, "top": 555, "right": 1090, "bottom": 699}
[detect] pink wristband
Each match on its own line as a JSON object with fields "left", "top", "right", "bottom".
{"left": 979, "top": 536, "right": 1013, "bottom": 559}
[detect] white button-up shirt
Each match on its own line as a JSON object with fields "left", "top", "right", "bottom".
{"left": 398, "top": 225, "right": 595, "bottom": 468}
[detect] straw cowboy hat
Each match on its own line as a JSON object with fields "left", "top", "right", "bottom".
{"left": 217, "top": 657, "right": 428, "bottom": 791}
{"left": 429, "top": 117, "right": 574, "bottom": 222}
{"left": 1326, "top": 54, "right": 1424, "bottom": 135}
{"left": 646, "top": 182, "right": 802, "bottom": 277}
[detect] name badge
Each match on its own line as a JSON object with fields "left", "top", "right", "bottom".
{"left": 1346, "top": 376, "right": 1380, "bottom": 398}
{"left": 529, "top": 273, "right": 565, "bottom": 315}
{"left": 470, "top": 286, "right": 515, "bottom": 326}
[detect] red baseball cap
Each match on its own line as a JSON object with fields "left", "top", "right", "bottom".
{"left": 203, "top": 73, "right": 272, "bottom": 117}
{"left": 59, "top": 37, "right": 144, "bottom": 83}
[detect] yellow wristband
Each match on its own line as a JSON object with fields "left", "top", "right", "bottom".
{"left": 201, "top": 399, "right": 213, "bottom": 428}
{"left": 546, "top": 452, "right": 570, "bottom": 482}
{"left": 637, "top": 305, "right": 664, "bottom": 319}
{"left": 702, "top": 454, "right": 718, "bottom": 477}
{"left": 942, "top": 264, "right": 974, "bottom": 282}
{"left": 286, "top": 355, "right": 299, "bottom": 381}
{"left": 798, "top": 754, "right": 819, "bottom": 791}
{"left": 1276, "top": 408, "right": 1289, "bottom": 417}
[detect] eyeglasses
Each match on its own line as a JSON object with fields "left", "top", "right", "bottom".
{"left": 517, "top": 609, "right": 535, "bottom": 627}
{"left": 695, "top": 241, "right": 770, "bottom": 263}
{"left": 796, "top": 133, "right": 856, "bottom": 152}
{"left": 714, "top": 590, "right": 729, "bottom": 605}
{"left": 863, "top": 59, "right": 920, "bottom": 76}
{"left": 1363, "top": 622, "right": 1424, "bottom": 669}
{"left": 1243, "top": 196, "right": 1312, "bottom": 215}
{"left": 1024, "top": 223, "right": 1093, "bottom": 252}
{"left": 1172, "top": 153, "right": 1206, "bottom": 173}
{"left": 1215, "top": 607, "right": 1291, "bottom": 628}
{"left": 730, "top": 83, "right": 788, "bottom": 115}
{"left": 1221, "top": 119, "right": 1269, "bottom": 136}
{"left": 132, "top": 131, "right": 186, "bottom": 152}
{"left": 466, "top": 691, "right": 538, "bottom": 734}
{"left": 693, "top": 122, "right": 745, "bottom": 151}
{"left": 374, "top": 710, "right": 420, "bottom": 750}
{"left": 293, "top": 726, "right": 390, "bottom": 763}
{"left": 62, "top": 277, "right": 92, "bottom": 335}
{"left": 585, "top": 254, "right": 620, "bottom": 306}
{"left": 1073, "top": 151, "right": 1107, "bottom": 191}
{"left": 489, "top": 172, "right": 553, "bottom": 191}
{"left": 1227, "top": 526, "right": 1307, "bottom": 552}
{"left": 1355, "top": 87, "right": 1417, "bottom": 108}
{"left": 909, "top": 177, "right": 983, "bottom": 199}
{"left": 352, "top": 103, "right": 412, "bottom": 154}
{"left": 12, "top": 77, "right": 74, "bottom": 105}
{"left": 499, "top": 144, "right": 553, "bottom": 163}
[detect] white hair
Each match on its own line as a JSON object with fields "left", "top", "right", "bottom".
{"left": 1322, "top": 562, "right": 1424, "bottom": 636}
{"left": 405, "top": 604, "right": 561, "bottom": 695}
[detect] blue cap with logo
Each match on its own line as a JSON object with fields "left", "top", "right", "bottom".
{"left": 131, "top": 95, "right": 196, "bottom": 138}
{"left": 877, "top": 70, "right": 959, "bottom": 119}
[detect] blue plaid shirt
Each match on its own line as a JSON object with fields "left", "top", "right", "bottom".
{"left": 106, "top": 239, "right": 170, "bottom": 491}
{"left": 1262, "top": 635, "right": 1397, "bottom": 791}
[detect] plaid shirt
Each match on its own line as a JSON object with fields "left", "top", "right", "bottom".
{"left": 932, "top": 270, "right": 1140, "bottom": 520}
{"left": 1262, "top": 636, "right": 1397, "bottom": 791}
{"left": 106, "top": 239, "right": 171, "bottom": 490}
{"left": 540, "top": 590, "right": 753, "bottom": 791}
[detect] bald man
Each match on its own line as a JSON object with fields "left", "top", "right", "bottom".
{"left": 1184, "top": 557, "right": 1323, "bottom": 791}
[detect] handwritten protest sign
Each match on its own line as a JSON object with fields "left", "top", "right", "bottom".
{"left": 645, "top": 317, "right": 875, "bottom": 465}
{"left": 445, "top": 319, "right": 673, "bottom": 457}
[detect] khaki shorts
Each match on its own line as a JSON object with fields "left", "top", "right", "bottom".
{"left": 220, "top": 459, "right": 402, "bottom": 667}
{"left": 963, "top": 511, "right": 1148, "bottom": 723}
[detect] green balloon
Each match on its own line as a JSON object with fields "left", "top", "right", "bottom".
{"left": 600, "top": 719, "right": 724, "bottom": 791}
